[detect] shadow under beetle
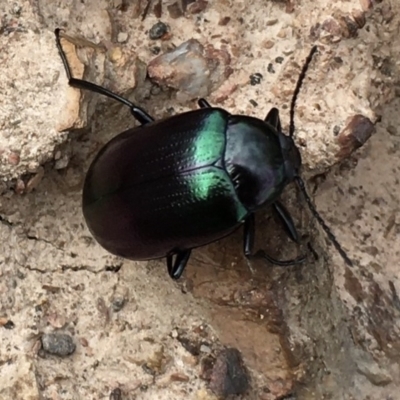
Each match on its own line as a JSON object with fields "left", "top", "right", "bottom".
{"left": 55, "top": 29, "right": 352, "bottom": 280}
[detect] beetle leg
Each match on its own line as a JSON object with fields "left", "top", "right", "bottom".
{"left": 243, "top": 214, "right": 306, "bottom": 267}
{"left": 198, "top": 98, "right": 212, "bottom": 108}
{"left": 265, "top": 108, "right": 282, "bottom": 132}
{"left": 243, "top": 214, "right": 255, "bottom": 256}
{"left": 55, "top": 29, "right": 154, "bottom": 126}
{"left": 167, "top": 250, "right": 192, "bottom": 280}
{"left": 264, "top": 109, "right": 301, "bottom": 244}
{"left": 272, "top": 201, "right": 299, "bottom": 243}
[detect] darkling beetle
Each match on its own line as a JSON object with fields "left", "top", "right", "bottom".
{"left": 55, "top": 29, "right": 352, "bottom": 280}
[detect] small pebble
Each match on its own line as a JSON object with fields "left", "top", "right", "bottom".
{"left": 149, "top": 22, "right": 169, "bottom": 40}
{"left": 2, "top": 320, "right": 15, "bottom": 329}
{"left": 8, "top": 151, "right": 20, "bottom": 165}
{"left": 167, "top": 2, "right": 184, "bottom": 18}
{"left": 249, "top": 99, "right": 258, "bottom": 107}
{"left": 200, "top": 344, "right": 212, "bottom": 353}
{"left": 111, "top": 293, "right": 127, "bottom": 312}
{"left": 187, "top": 0, "right": 208, "bottom": 14}
{"left": 41, "top": 333, "right": 76, "bottom": 357}
{"left": 170, "top": 372, "right": 190, "bottom": 382}
{"left": 171, "top": 329, "right": 179, "bottom": 338}
{"left": 263, "top": 40, "right": 275, "bottom": 49}
{"left": 249, "top": 72, "right": 263, "bottom": 85}
{"left": 337, "top": 114, "right": 375, "bottom": 159}
{"left": 54, "top": 154, "right": 69, "bottom": 170}
{"left": 177, "top": 336, "right": 200, "bottom": 356}
{"left": 142, "top": 363, "right": 156, "bottom": 376}
{"left": 387, "top": 125, "right": 397, "bottom": 136}
{"left": 117, "top": 32, "right": 128, "bottom": 43}
{"left": 266, "top": 19, "right": 278, "bottom": 26}
{"left": 109, "top": 46, "right": 123, "bottom": 63}
{"left": 151, "top": 46, "right": 161, "bottom": 55}
{"left": 219, "top": 16, "right": 231, "bottom": 26}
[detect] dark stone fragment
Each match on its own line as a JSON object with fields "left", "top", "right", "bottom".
{"left": 41, "top": 333, "right": 76, "bottom": 357}
{"left": 209, "top": 348, "right": 250, "bottom": 397}
{"left": 341, "top": 15, "right": 360, "bottom": 37}
{"left": 142, "top": 363, "right": 156, "bottom": 375}
{"left": 149, "top": 22, "right": 169, "bottom": 40}
{"left": 3, "top": 320, "right": 15, "bottom": 329}
{"left": 177, "top": 335, "right": 200, "bottom": 356}
{"left": 249, "top": 72, "right": 263, "bottom": 85}
{"left": 249, "top": 99, "right": 258, "bottom": 107}
{"left": 337, "top": 114, "right": 375, "bottom": 159}
{"left": 151, "top": 46, "right": 161, "bottom": 55}
{"left": 105, "top": 263, "right": 122, "bottom": 272}
{"left": 267, "top": 63, "right": 275, "bottom": 73}
{"left": 352, "top": 10, "right": 366, "bottom": 29}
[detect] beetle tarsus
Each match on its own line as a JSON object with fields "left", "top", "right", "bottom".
{"left": 167, "top": 250, "right": 192, "bottom": 279}
{"left": 250, "top": 250, "right": 306, "bottom": 267}
{"left": 243, "top": 214, "right": 306, "bottom": 267}
{"left": 54, "top": 28, "right": 154, "bottom": 126}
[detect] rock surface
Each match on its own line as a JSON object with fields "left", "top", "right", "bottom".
{"left": 1, "top": 0, "right": 399, "bottom": 399}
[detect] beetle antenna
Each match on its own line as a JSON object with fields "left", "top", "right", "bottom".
{"left": 295, "top": 176, "right": 353, "bottom": 267}
{"left": 288, "top": 47, "right": 352, "bottom": 266}
{"left": 54, "top": 28, "right": 154, "bottom": 125}
{"left": 289, "top": 46, "right": 318, "bottom": 137}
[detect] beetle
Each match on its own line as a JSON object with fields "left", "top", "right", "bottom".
{"left": 55, "top": 28, "right": 352, "bottom": 279}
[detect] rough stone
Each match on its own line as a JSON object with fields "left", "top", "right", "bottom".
{"left": 209, "top": 348, "right": 250, "bottom": 397}
{"left": 148, "top": 39, "right": 232, "bottom": 102}
{"left": 41, "top": 333, "right": 76, "bottom": 357}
